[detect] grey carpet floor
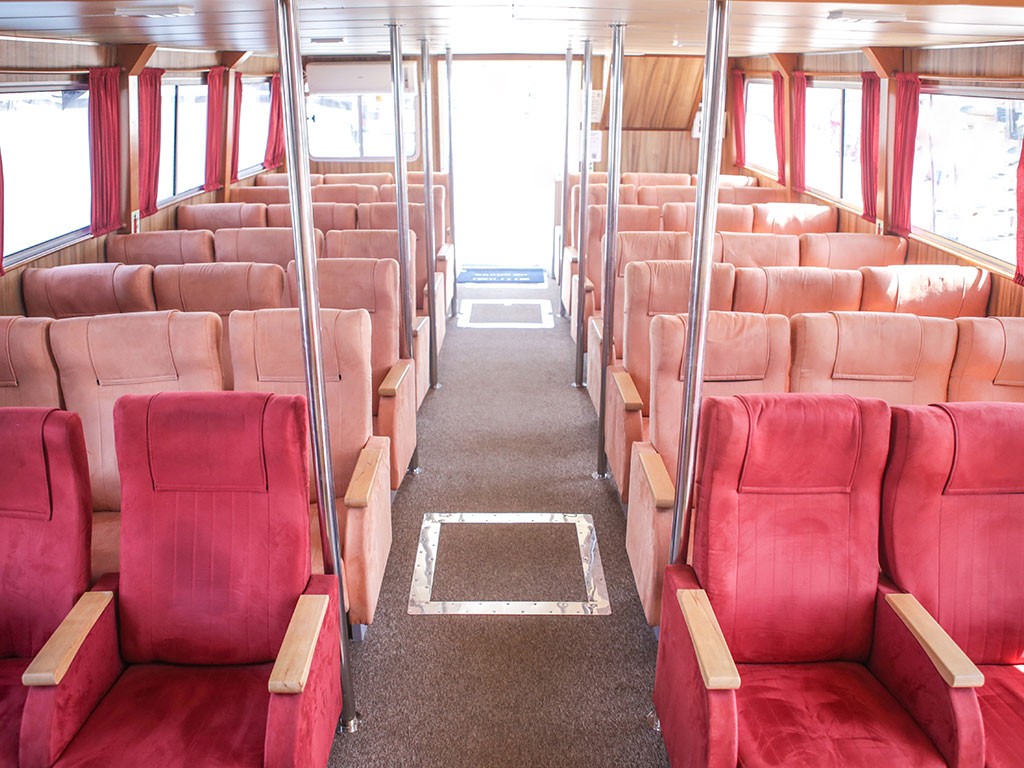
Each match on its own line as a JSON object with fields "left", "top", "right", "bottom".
{"left": 328, "top": 281, "right": 669, "bottom": 768}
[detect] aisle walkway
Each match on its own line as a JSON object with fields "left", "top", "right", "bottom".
{"left": 330, "top": 281, "right": 669, "bottom": 767}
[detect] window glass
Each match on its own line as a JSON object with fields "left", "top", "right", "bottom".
{"left": 841, "top": 89, "right": 863, "bottom": 206}
{"left": 237, "top": 79, "right": 271, "bottom": 172}
{"left": 743, "top": 81, "right": 777, "bottom": 174}
{"left": 803, "top": 83, "right": 863, "bottom": 207}
{"left": 157, "top": 82, "right": 207, "bottom": 203}
{"left": 307, "top": 93, "right": 417, "bottom": 160}
{"left": 0, "top": 89, "right": 90, "bottom": 259}
{"left": 912, "top": 91, "right": 1023, "bottom": 262}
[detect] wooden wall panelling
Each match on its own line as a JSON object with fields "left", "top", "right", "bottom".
{"left": 611, "top": 55, "right": 704, "bottom": 130}
{"left": 799, "top": 51, "right": 865, "bottom": 76}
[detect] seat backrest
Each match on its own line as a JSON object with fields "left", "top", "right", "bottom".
{"left": 266, "top": 202, "right": 357, "bottom": 232}
{"left": 662, "top": 202, "right": 754, "bottom": 234}
{"left": 732, "top": 266, "right": 862, "bottom": 316}
{"left": 566, "top": 178, "right": 614, "bottom": 247}
{"left": 323, "top": 229, "right": 416, "bottom": 312}
{"left": 715, "top": 233, "right": 799, "bottom": 268}
{"left": 214, "top": 227, "right": 323, "bottom": 267}
{"left": 859, "top": 265, "right": 991, "bottom": 317}
{"left": 0, "top": 316, "right": 61, "bottom": 407}
{"left": 154, "top": 262, "right": 286, "bottom": 388}
{"left": 622, "top": 260, "right": 735, "bottom": 414}
{"left": 0, "top": 408, "right": 90, "bottom": 660}
{"left": 177, "top": 202, "right": 267, "bottom": 230}
{"left": 106, "top": 231, "right": 215, "bottom": 267}
{"left": 799, "top": 233, "right": 907, "bottom": 269}
{"left": 751, "top": 203, "right": 838, "bottom": 234}
{"left": 568, "top": 172, "right": 609, "bottom": 189}
{"left": 408, "top": 172, "right": 453, "bottom": 243}
{"left": 233, "top": 185, "right": 291, "bottom": 204}
{"left": 790, "top": 311, "right": 957, "bottom": 404}
{"left": 357, "top": 202, "right": 430, "bottom": 310}
{"left": 622, "top": 172, "right": 692, "bottom": 186}
{"left": 23, "top": 263, "right": 157, "bottom": 319}
{"left": 637, "top": 185, "right": 696, "bottom": 207}
{"left": 323, "top": 172, "right": 394, "bottom": 187}
{"left": 378, "top": 185, "right": 446, "bottom": 247}
{"left": 256, "top": 172, "right": 323, "bottom": 186}
{"left": 649, "top": 312, "right": 790, "bottom": 474}
{"left": 115, "top": 391, "right": 310, "bottom": 665}
{"left": 718, "top": 186, "right": 787, "bottom": 204}
{"left": 230, "top": 309, "right": 372, "bottom": 498}
{"left": 608, "top": 232, "right": 692, "bottom": 358}
{"left": 312, "top": 183, "right": 380, "bottom": 204}
{"left": 50, "top": 310, "right": 224, "bottom": 511}
{"left": 882, "top": 401, "right": 1024, "bottom": 665}
{"left": 285, "top": 258, "right": 400, "bottom": 415}
{"left": 693, "top": 393, "right": 890, "bottom": 663}
{"left": 718, "top": 174, "right": 758, "bottom": 187}
{"left": 582, "top": 204, "right": 662, "bottom": 304}
{"left": 949, "top": 317, "right": 1024, "bottom": 402}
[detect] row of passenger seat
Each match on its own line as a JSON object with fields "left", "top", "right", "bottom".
{"left": 624, "top": 309, "right": 1021, "bottom": 627}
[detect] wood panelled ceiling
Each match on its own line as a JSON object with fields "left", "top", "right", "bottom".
{"left": 0, "top": 1, "right": 1023, "bottom": 57}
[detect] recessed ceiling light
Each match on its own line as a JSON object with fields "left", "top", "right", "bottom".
{"left": 114, "top": 5, "right": 194, "bottom": 18}
{"left": 827, "top": 9, "right": 908, "bottom": 23}
{"left": 308, "top": 37, "right": 346, "bottom": 45}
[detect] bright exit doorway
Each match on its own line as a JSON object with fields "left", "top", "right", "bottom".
{"left": 444, "top": 59, "right": 575, "bottom": 272}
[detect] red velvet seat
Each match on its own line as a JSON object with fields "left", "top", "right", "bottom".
{"left": 19, "top": 392, "right": 342, "bottom": 767}
{"left": 0, "top": 409, "right": 90, "bottom": 768}
{"left": 883, "top": 402, "right": 1024, "bottom": 768}
{"left": 653, "top": 394, "right": 984, "bottom": 768}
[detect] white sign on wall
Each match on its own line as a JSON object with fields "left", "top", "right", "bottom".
{"left": 589, "top": 129, "right": 603, "bottom": 164}
{"left": 589, "top": 90, "right": 604, "bottom": 123}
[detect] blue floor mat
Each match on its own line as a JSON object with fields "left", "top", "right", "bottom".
{"left": 457, "top": 268, "right": 546, "bottom": 284}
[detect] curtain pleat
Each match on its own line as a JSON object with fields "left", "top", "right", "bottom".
{"left": 891, "top": 73, "right": 921, "bottom": 236}
{"left": 860, "top": 72, "right": 881, "bottom": 223}
{"left": 89, "top": 67, "right": 122, "bottom": 236}
{"left": 139, "top": 68, "right": 165, "bottom": 218}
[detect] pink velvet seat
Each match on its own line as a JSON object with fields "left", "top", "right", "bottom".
{"left": 790, "top": 312, "right": 957, "bottom": 404}
{"left": 882, "top": 401, "right": 1024, "bottom": 768}
{"left": 49, "top": 310, "right": 224, "bottom": 580}
{"left": 731, "top": 266, "right": 862, "bottom": 315}
{"left": 323, "top": 172, "right": 393, "bottom": 187}
{"left": 0, "top": 316, "right": 62, "bottom": 407}
{"left": 266, "top": 202, "right": 358, "bottom": 232}
{"left": 859, "top": 264, "right": 991, "bottom": 317}
{"left": 230, "top": 309, "right": 391, "bottom": 626}
{"left": 177, "top": 202, "right": 267, "bottom": 230}
{"left": 653, "top": 394, "right": 984, "bottom": 768}
{"left": 234, "top": 185, "right": 292, "bottom": 204}
{"left": 636, "top": 185, "right": 696, "bottom": 207}
{"left": 714, "top": 232, "right": 799, "bottom": 268}
{"left": 313, "top": 184, "right": 380, "bottom": 204}
{"left": 375, "top": 187, "right": 450, "bottom": 308}
{"left": 568, "top": 184, "right": 638, "bottom": 247}
{"left": 19, "top": 392, "right": 342, "bottom": 767}
{"left": 717, "top": 186, "right": 787, "bottom": 204}
{"left": 948, "top": 317, "right": 1024, "bottom": 402}
{"left": 407, "top": 172, "right": 452, "bottom": 243}
{"left": 751, "top": 202, "right": 838, "bottom": 234}
{"left": 662, "top": 202, "right": 754, "bottom": 234}
{"left": 105, "top": 230, "right": 215, "bottom": 267}
{"left": 22, "top": 263, "right": 156, "bottom": 319}
{"left": 214, "top": 227, "right": 324, "bottom": 268}
{"left": 256, "top": 172, "right": 323, "bottom": 186}
{"left": 625, "top": 312, "right": 789, "bottom": 625}
{"left": 799, "top": 232, "right": 907, "bottom": 269}
{"left": 0, "top": 409, "right": 90, "bottom": 768}
{"left": 622, "top": 172, "right": 692, "bottom": 187}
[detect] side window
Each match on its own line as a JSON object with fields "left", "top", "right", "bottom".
{"left": 0, "top": 88, "right": 91, "bottom": 263}
{"left": 237, "top": 78, "right": 271, "bottom": 174}
{"left": 307, "top": 92, "right": 418, "bottom": 161}
{"left": 743, "top": 81, "right": 777, "bottom": 175}
{"left": 157, "top": 81, "right": 208, "bottom": 203}
{"left": 803, "top": 83, "right": 863, "bottom": 207}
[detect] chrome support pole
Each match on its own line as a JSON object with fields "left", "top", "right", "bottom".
{"left": 669, "top": 0, "right": 732, "bottom": 566}
{"left": 273, "top": 0, "right": 358, "bottom": 732}
{"left": 557, "top": 45, "right": 573, "bottom": 308}
{"left": 389, "top": 24, "right": 415, "bottom": 363}
{"left": 596, "top": 23, "right": 626, "bottom": 478}
{"left": 572, "top": 39, "right": 592, "bottom": 388}
{"left": 445, "top": 46, "right": 458, "bottom": 317}
{"left": 420, "top": 39, "right": 439, "bottom": 388}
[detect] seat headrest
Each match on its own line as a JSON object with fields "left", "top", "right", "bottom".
{"left": 833, "top": 312, "right": 923, "bottom": 382}
{"left": 0, "top": 316, "right": 18, "bottom": 385}
{"left": 700, "top": 312, "right": 776, "bottom": 382}
{"left": 0, "top": 408, "right": 56, "bottom": 519}
{"left": 734, "top": 393, "right": 880, "bottom": 493}
{"left": 143, "top": 391, "right": 275, "bottom": 492}
{"left": 85, "top": 311, "right": 181, "bottom": 385}
{"left": 938, "top": 402, "right": 1024, "bottom": 494}
{"left": 994, "top": 318, "right": 1024, "bottom": 386}
{"left": 251, "top": 308, "right": 343, "bottom": 383}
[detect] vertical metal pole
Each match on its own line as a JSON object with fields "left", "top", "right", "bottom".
{"left": 445, "top": 46, "right": 458, "bottom": 318}
{"left": 572, "top": 40, "right": 592, "bottom": 388}
{"left": 669, "top": 0, "right": 731, "bottom": 566}
{"left": 274, "top": 0, "right": 358, "bottom": 732}
{"left": 389, "top": 24, "right": 415, "bottom": 364}
{"left": 596, "top": 24, "right": 626, "bottom": 478}
{"left": 557, "top": 45, "right": 573, "bottom": 310}
{"left": 421, "top": 39, "right": 440, "bottom": 388}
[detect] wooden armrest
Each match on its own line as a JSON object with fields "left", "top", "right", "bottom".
{"left": 612, "top": 371, "right": 642, "bottom": 412}
{"left": 885, "top": 593, "right": 984, "bottom": 688}
{"left": 23, "top": 591, "right": 114, "bottom": 686}
{"left": 677, "top": 589, "right": 741, "bottom": 690}
{"left": 564, "top": 246, "right": 579, "bottom": 263}
{"left": 638, "top": 448, "right": 675, "bottom": 509}
{"left": 269, "top": 594, "right": 330, "bottom": 694}
{"left": 379, "top": 359, "right": 411, "bottom": 397}
{"left": 437, "top": 243, "right": 453, "bottom": 261}
{"left": 412, "top": 316, "right": 429, "bottom": 337}
{"left": 343, "top": 442, "right": 386, "bottom": 508}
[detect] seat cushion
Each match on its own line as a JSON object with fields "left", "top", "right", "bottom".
{"left": 0, "top": 658, "right": 29, "bottom": 768}
{"left": 54, "top": 663, "right": 272, "bottom": 767}
{"left": 736, "top": 662, "right": 945, "bottom": 768}
{"left": 977, "top": 665, "right": 1024, "bottom": 768}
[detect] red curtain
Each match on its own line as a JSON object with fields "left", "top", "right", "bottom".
{"left": 1015, "top": 140, "right": 1024, "bottom": 284}
{"left": 0, "top": 147, "right": 5, "bottom": 275}
{"left": 791, "top": 72, "right": 807, "bottom": 193}
{"left": 264, "top": 73, "right": 285, "bottom": 170}
{"left": 731, "top": 69, "right": 746, "bottom": 169}
{"left": 204, "top": 66, "right": 226, "bottom": 191}
{"left": 230, "top": 71, "right": 243, "bottom": 183}
{"left": 138, "top": 68, "right": 164, "bottom": 218}
{"left": 772, "top": 71, "right": 787, "bottom": 185}
{"left": 860, "top": 72, "right": 881, "bottom": 223}
{"left": 89, "top": 67, "right": 122, "bottom": 237}
{"left": 891, "top": 73, "right": 921, "bottom": 236}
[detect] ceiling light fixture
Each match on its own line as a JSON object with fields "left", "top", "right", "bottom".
{"left": 827, "top": 9, "right": 908, "bottom": 23}
{"left": 308, "top": 37, "right": 346, "bottom": 45}
{"left": 114, "top": 5, "right": 195, "bottom": 19}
